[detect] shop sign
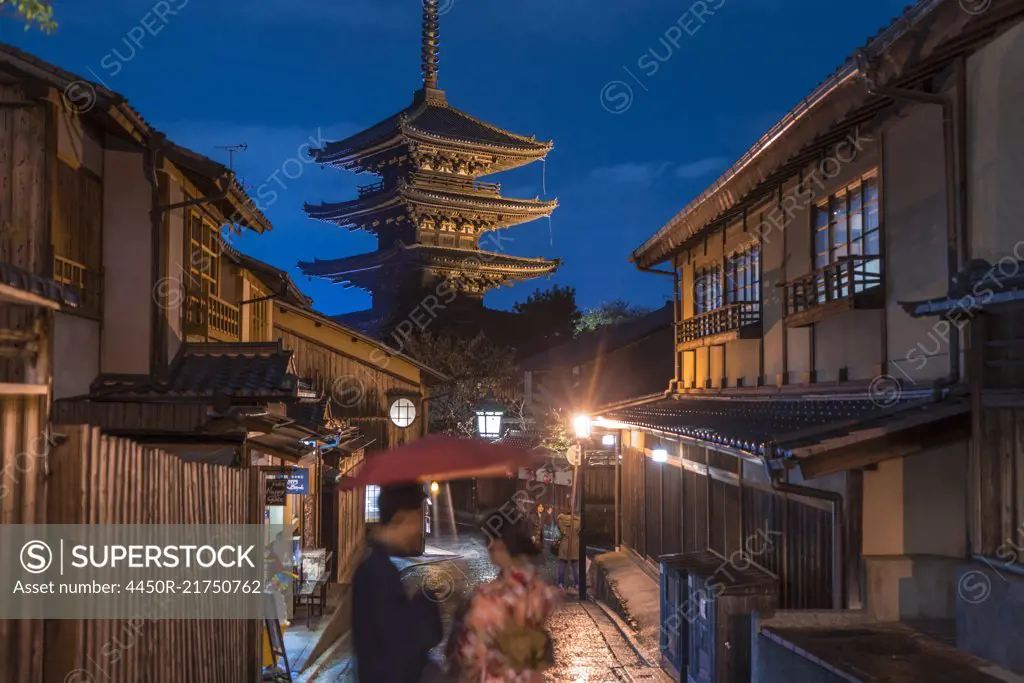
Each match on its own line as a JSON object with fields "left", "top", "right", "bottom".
{"left": 266, "top": 479, "right": 287, "bottom": 506}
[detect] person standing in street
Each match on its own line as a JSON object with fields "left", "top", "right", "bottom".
{"left": 555, "top": 511, "right": 580, "bottom": 594}
{"left": 449, "top": 513, "right": 558, "bottom": 682}
{"left": 352, "top": 483, "right": 443, "bottom": 683}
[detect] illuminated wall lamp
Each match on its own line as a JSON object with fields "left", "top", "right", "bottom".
{"left": 652, "top": 448, "right": 668, "bottom": 463}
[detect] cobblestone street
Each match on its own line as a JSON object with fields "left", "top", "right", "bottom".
{"left": 305, "top": 533, "right": 671, "bottom": 682}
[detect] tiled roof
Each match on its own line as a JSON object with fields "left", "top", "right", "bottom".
{"left": 223, "top": 245, "right": 312, "bottom": 308}
{"left": 299, "top": 244, "right": 561, "bottom": 282}
{"left": 608, "top": 393, "right": 969, "bottom": 459}
{"left": 312, "top": 92, "right": 552, "bottom": 166}
{"left": 89, "top": 342, "right": 298, "bottom": 402}
{"left": 492, "top": 431, "right": 544, "bottom": 452}
{"left": 0, "top": 261, "right": 80, "bottom": 308}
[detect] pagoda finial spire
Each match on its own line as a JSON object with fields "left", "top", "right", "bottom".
{"left": 421, "top": 0, "right": 440, "bottom": 89}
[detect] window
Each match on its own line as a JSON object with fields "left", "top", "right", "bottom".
{"left": 477, "top": 412, "right": 503, "bottom": 439}
{"left": 52, "top": 161, "right": 103, "bottom": 317}
{"left": 812, "top": 171, "right": 881, "bottom": 295}
{"left": 249, "top": 281, "right": 270, "bottom": 341}
{"left": 389, "top": 397, "right": 417, "bottom": 428}
{"left": 187, "top": 212, "right": 223, "bottom": 298}
{"left": 694, "top": 266, "right": 723, "bottom": 314}
{"left": 726, "top": 246, "right": 761, "bottom": 304}
{"left": 184, "top": 212, "right": 240, "bottom": 340}
{"left": 365, "top": 485, "right": 381, "bottom": 523}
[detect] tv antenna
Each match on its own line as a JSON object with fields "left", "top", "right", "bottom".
{"left": 215, "top": 143, "right": 248, "bottom": 172}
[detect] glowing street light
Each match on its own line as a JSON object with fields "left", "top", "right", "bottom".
{"left": 430, "top": 481, "right": 440, "bottom": 495}
{"left": 601, "top": 434, "right": 616, "bottom": 447}
{"left": 652, "top": 448, "right": 669, "bottom": 463}
{"left": 573, "top": 414, "right": 592, "bottom": 439}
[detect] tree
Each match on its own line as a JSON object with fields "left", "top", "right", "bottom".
{"left": 511, "top": 284, "right": 581, "bottom": 358}
{"left": 576, "top": 299, "right": 652, "bottom": 334}
{"left": 0, "top": 0, "right": 56, "bottom": 32}
{"left": 403, "top": 331, "right": 522, "bottom": 437}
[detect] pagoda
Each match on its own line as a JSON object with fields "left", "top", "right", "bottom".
{"left": 299, "top": 0, "right": 560, "bottom": 337}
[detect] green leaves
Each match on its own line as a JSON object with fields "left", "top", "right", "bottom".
{"left": 2, "top": 0, "right": 56, "bottom": 32}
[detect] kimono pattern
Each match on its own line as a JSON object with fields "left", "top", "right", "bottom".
{"left": 452, "top": 564, "right": 559, "bottom": 683}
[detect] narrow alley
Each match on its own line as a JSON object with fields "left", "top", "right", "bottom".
{"left": 296, "top": 533, "right": 671, "bottom": 682}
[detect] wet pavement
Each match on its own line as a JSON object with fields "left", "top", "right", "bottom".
{"left": 300, "top": 531, "right": 671, "bottom": 682}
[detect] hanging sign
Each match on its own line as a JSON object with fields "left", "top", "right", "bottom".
{"left": 284, "top": 468, "right": 309, "bottom": 495}
{"left": 566, "top": 444, "right": 581, "bottom": 467}
{"left": 266, "top": 479, "right": 287, "bottom": 506}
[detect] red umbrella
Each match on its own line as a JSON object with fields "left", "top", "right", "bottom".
{"left": 337, "top": 434, "right": 543, "bottom": 490}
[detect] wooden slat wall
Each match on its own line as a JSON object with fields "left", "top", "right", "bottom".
{"left": 0, "top": 394, "right": 47, "bottom": 682}
{"left": 621, "top": 442, "right": 835, "bottom": 610}
{"left": 0, "top": 85, "right": 49, "bottom": 384}
{"left": 276, "top": 328, "right": 423, "bottom": 453}
{"left": 0, "top": 421, "right": 261, "bottom": 683}
{"left": 334, "top": 452, "right": 365, "bottom": 583}
{"left": 621, "top": 446, "right": 646, "bottom": 556}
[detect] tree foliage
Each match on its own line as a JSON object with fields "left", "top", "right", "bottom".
{"left": 403, "top": 331, "right": 523, "bottom": 437}
{"left": 511, "top": 284, "right": 581, "bottom": 358}
{"left": 576, "top": 299, "right": 652, "bottom": 334}
{"left": 1, "top": 0, "right": 56, "bottom": 32}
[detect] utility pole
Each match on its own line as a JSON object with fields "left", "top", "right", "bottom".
{"left": 577, "top": 440, "right": 588, "bottom": 601}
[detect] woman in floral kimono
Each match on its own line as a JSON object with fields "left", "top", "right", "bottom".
{"left": 448, "top": 513, "right": 560, "bottom": 683}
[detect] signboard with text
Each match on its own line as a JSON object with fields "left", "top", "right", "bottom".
{"left": 265, "top": 479, "right": 287, "bottom": 506}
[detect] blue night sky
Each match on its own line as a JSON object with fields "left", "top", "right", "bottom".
{"left": 3, "top": 0, "right": 909, "bottom": 316}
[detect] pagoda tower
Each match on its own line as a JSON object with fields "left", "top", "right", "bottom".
{"left": 299, "top": 0, "right": 560, "bottom": 337}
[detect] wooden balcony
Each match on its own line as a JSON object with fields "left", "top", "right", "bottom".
{"left": 52, "top": 254, "right": 102, "bottom": 318}
{"left": 410, "top": 172, "right": 501, "bottom": 195}
{"left": 357, "top": 181, "right": 385, "bottom": 197}
{"left": 184, "top": 293, "right": 241, "bottom": 341}
{"left": 780, "top": 256, "right": 883, "bottom": 328}
{"left": 677, "top": 302, "right": 762, "bottom": 350}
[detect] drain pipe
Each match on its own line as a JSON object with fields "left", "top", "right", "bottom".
{"left": 764, "top": 454, "right": 844, "bottom": 610}
{"left": 855, "top": 52, "right": 963, "bottom": 391}
{"left": 638, "top": 264, "right": 680, "bottom": 389}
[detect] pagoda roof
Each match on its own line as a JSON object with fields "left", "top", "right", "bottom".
{"left": 298, "top": 243, "right": 561, "bottom": 290}
{"left": 305, "top": 180, "right": 558, "bottom": 232}
{"left": 311, "top": 89, "right": 553, "bottom": 172}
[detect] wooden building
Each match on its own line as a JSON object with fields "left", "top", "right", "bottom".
{"left": 0, "top": 40, "right": 446, "bottom": 681}
{"left": 599, "top": 1, "right": 1024, "bottom": 679}
{"left": 298, "top": 0, "right": 560, "bottom": 339}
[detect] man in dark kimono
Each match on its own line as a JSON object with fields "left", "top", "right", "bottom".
{"left": 353, "top": 483, "right": 443, "bottom": 682}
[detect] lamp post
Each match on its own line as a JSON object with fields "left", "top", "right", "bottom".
{"left": 573, "top": 414, "right": 591, "bottom": 600}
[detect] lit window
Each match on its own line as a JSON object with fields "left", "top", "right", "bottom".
{"left": 365, "top": 485, "right": 380, "bottom": 523}
{"left": 389, "top": 398, "right": 417, "bottom": 428}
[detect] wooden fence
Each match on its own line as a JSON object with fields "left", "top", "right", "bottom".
{"left": 620, "top": 444, "right": 834, "bottom": 610}
{"left": 1, "top": 420, "right": 262, "bottom": 683}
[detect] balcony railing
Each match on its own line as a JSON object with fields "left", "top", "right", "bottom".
{"left": 677, "top": 302, "right": 761, "bottom": 345}
{"left": 53, "top": 254, "right": 102, "bottom": 317}
{"left": 208, "top": 295, "right": 241, "bottom": 340}
{"left": 410, "top": 172, "right": 501, "bottom": 195}
{"left": 357, "top": 181, "right": 385, "bottom": 197}
{"left": 184, "top": 293, "right": 241, "bottom": 341}
{"left": 781, "top": 256, "right": 883, "bottom": 323}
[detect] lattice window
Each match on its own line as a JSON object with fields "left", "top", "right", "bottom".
{"left": 365, "top": 485, "right": 381, "bottom": 524}
{"left": 726, "top": 245, "right": 761, "bottom": 304}
{"left": 52, "top": 161, "right": 103, "bottom": 317}
{"left": 694, "top": 265, "right": 723, "bottom": 314}
{"left": 812, "top": 170, "right": 881, "bottom": 296}
{"left": 183, "top": 211, "right": 239, "bottom": 340}
{"left": 249, "top": 281, "right": 270, "bottom": 342}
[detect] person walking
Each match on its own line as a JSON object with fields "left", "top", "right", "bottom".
{"left": 555, "top": 511, "right": 580, "bottom": 595}
{"left": 448, "top": 514, "right": 558, "bottom": 683}
{"left": 352, "top": 483, "right": 444, "bottom": 683}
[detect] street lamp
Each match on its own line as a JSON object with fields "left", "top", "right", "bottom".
{"left": 601, "top": 434, "right": 616, "bottom": 447}
{"left": 571, "top": 413, "right": 591, "bottom": 600}
{"left": 652, "top": 448, "right": 669, "bottom": 463}
{"left": 475, "top": 390, "right": 505, "bottom": 439}
{"left": 573, "top": 414, "right": 592, "bottom": 439}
